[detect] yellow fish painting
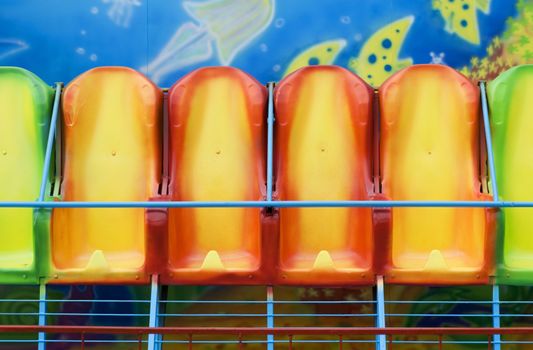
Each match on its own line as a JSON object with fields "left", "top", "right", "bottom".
{"left": 433, "top": 0, "right": 491, "bottom": 45}
{"left": 283, "top": 39, "right": 346, "bottom": 77}
{"left": 348, "top": 16, "right": 414, "bottom": 87}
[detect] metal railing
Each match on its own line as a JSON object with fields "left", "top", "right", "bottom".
{"left": 2, "top": 325, "right": 533, "bottom": 349}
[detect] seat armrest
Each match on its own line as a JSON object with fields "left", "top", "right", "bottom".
{"left": 370, "top": 193, "right": 392, "bottom": 276}
{"left": 34, "top": 206, "right": 53, "bottom": 280}
{"left": 260, "top": 193, "right": 279, "bottom": 282}
{"left": 478, "top": 193, "right": 498, "bottom": 279}
{"left": 145, "top": 196, "right": 169, "bottom": 275}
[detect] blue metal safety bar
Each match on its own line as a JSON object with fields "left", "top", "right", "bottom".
{"left": 2, "top": 200, "right": 533, "bottom": 208}
{"left": 480, "top": 81, "right": 502, "bottom": 350}
{"left": 266, "top": 82, "right": 275, "bottom": 203}
{"left": 265, "top": 82, "right": 275, "bottom": 350}
{"left": 38, "top": 82, "right": 62, "bottom": 202}
{"left": 480, "top": 82, "right": 499, "bottom": 202}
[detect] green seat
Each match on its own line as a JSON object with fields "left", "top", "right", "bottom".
{"left": 0, "top": 67, "right": 53, "bottom": 284}
{"left": 488, "top": 65, "right": 533, "bottom": 285}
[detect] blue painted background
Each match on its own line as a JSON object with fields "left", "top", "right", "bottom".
{"left": 0, "top": 0, "right": 517, "bottom": 86}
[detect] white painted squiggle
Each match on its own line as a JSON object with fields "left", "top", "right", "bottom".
{"left": 102, "top": 0, "right": 141, "bottom": 28}
{"left": 0, "top": 39, "right": 29, "bottom": 60}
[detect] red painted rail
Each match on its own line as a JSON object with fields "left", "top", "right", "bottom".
{"left": 2, "top": 326, "right": 532, "bottom": 350}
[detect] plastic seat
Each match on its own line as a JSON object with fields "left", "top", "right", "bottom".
{"left": 49, "top": 67, "right": 162, "bottom": 283}
{"left": 164, "top": 67, "right": 270, "bottom": 284}
{"left": 0, "top": 67, "right": 53, "bottom": 284}
{"left": 379, "top": 64, "right": 495, "bottom": 284}
{"left": 488, "top": 65, "right": 533, "bottom": 285}
{"left": 274, "top": 66, "right": 377, "bottom": 285}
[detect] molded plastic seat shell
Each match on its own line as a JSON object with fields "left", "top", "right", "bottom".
{"left": 164, "top": 67, "right": 269, "bottom": 284}
{"left": 378, "top": 64, "right": 495, "bottom": 284}
{"left": 274, "top": 65, "right": 376, "bottom": 285}
{"left": 489, "top": 64, "right": 533, "bottom": 285}
{"left": 50, "top": 67, "right": 162, "bottom": 283}
{"left": 0, "top": 67, "right": 53, "bottom": 284}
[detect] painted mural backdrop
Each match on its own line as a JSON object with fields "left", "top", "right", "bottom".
{"left": 1, "top": 0, "right": 533, "bottom": 349}
{"left": 1, "top": 0, "right": 531, "bottom": 86}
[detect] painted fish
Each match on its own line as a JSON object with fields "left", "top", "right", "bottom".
{"left": 283, "top": 39, "right": 346, "bottom": 77}
{"left": 142, "top": 0, "right": 274, "bottom": 84}
{"left": 184, "top": 0, "right": 274, "bottom": 65}
{"left": 348, "top": 16, "right": 414, "bottom": 87}
{"left": 433, "top": 0, "right": 491, "bottom": 45}
{"left": 141, "top": 22, "right": 212, "bottom": 84}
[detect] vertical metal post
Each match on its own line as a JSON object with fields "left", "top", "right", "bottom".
{"left": 38, "top": 83, "right": 62, "bottom": 202}
{"left": 480, "top": 82, "right": 499, "bottom": 200}
{"left": 267, "top": 286, "right": 274, "bottom": 350}
{"left": 376, "top": 276, "right": 386, "bottom": 350}
{"left": 37, "top": 280, "right": 46, "bottom": 350}
{"left": 156, "top": 285, "right": 168, "bottom": 350}
{"left": 266, "top": 82, "right": 275, "bottom": 202}
{"left": 480, "top": 81, "right": 501, "bottom": 350}
{"left": 266, "top": 84, "right": 275, "bottom": 350}
{"left": 148, "top": 275, "right": 160, "bottom": 350}
{"left": 36, "top": 83, "right": 61, "bottom": 350}
{"left": 492, "top": 284, "right": 501, "bottom": 350}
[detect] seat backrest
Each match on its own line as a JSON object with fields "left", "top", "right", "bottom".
{"left": 274, "top": 65, "right": 374, "bottom": 285}
{"left": 0, "top": 67, "right": 53, "bottom": 284}
{"left": 488, "top": 64, "right": 533, "bottom": 284}
{"left": 379, "top": 64, "right": 489, "bottom": 284}
{"left": 51, "top": 67, "right": 162, "bottom": 283}
{"left": 166, "top": 67, "right": 267, "bottom": 283}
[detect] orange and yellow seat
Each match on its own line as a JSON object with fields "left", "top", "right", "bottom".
{"left": 164, "top": 67, "right": 270, "bottom": 284}
{"left": 378, "top": 64, "right": 495, "bottom": 284}
{"left": 274, "top": 66, "right": 376, "bottom": 285}
{"left": 49, "top": 67, "right": 162, "bottom": 283}
{"left": 0, "top": 67, "right": 54, "bottom": 284}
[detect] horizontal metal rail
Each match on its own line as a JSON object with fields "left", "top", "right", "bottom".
{"left": 1, "top": 325, "right": 533, "bottom": 336}
{"left": 0, "top": 200, "right": 533, "bottom": 208}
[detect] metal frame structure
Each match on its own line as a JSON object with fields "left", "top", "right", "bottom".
{"left": 0, "top": 81, "right": 529, "bottom": 350}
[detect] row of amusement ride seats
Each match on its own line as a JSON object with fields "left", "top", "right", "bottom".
{"left": 0, "top": 64, "right": 532, "bottom": 286}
